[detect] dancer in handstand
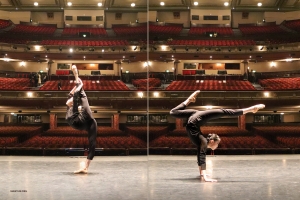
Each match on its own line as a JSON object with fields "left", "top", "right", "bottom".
{"left": 170, "top": 90, "right": 265, "bottom": 182}
{"left": 66, "top": 65, "right": 97, "bottom": 174}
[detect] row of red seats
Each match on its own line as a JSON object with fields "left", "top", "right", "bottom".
{"left": 113, "top": 25, "right": 183, "bottom": 36}
{"left": 169, "top": 126, "right": 252, "bottom": 137}
{"left": 44, "top": 126, "right": 125, "bottom": 136}
{"left": 0, "top": 38, "right": 29, "bottom": 44}
{"left": 276, "top": 136, "right": 300, "bottom": 148}
{"left": 126, "top": 126, "right": 168, "bottom": 141}
{"left": 9, "top": 24, "right": 57, "bottom": 35}
{"left": 150, "top": 135, "right": 280, "bottom": 149}
{"left": 7, "top": 134, "right": 299, "bottom": 149}
{"left": 189, "top": 27, "right": 233, "bottom": 35}
{"left": 239, "top": 25, "right": 286, "bottom": 35}
{"left": 166, "top": 80, "right": 256, "bottom": 91}
{"left": 113, "top": 26, "right": 147, "bottom": 36}
{"left": 259, "top": 77, "right": 300, "bottom": 90}
{"left": 149, "top": 24, "right": 182, "bottom": 35}
{"left": 0, "top": 78, "right": 31, "bottom": 90}
{"left": 132, "top": 78, "right": 161, "bottom": 90}
{"left": 40, "top": 39, "right": 128, "bottom": 46}
{"left": 0, "top": 137, "right": 18, "bottom": 147}
{"left": 167, "top": 39, "right": 255, "bottom": 46}
{"left": 253, "top": 126, "right": 300, "bottom": 135}
{"left": 11, "top": 135, "right": 146, "bottom": 148}
{"left": 56, "top": 70, "right": 70, "bottom": 75}
{"left": 283, "top": 19, "right": 300, "bottom": 32}
{"left": 62, "top": 27, "right": 107, "bottom": 36}
{"left": 0, "top": 19, "right": 12, "bottom": 29}
{"left": 40, "top": 80, "right": 130, "bottom": 91}
{"left": 0, "top": 126, "right": 41, "bottom": 135}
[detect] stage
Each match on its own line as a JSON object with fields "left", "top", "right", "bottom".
{"left": 2, "top": 155, "right": 300, "bottom": 200}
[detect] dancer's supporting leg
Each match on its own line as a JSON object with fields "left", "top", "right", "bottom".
{"left": 73, "top": 75, "right": 97, "bottom": 174}
{"left": 74, "top": 118, "right": 97, "bottom": 174}
{"left": 73, "top": 98, "right": 97, "bottom": 174}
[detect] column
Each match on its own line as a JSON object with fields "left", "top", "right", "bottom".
{"left": 112, "top": 113, "right": 119, "bottom": 129}
{"left": 238, "top": 115, "right": 246, "bottom": 130}
{"left": 49, "top": 113, "right": 57, "bottom": 129}
{"left": 175, "top": 118, "right": 183, "bottom": 129}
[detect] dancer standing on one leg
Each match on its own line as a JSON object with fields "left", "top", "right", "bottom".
{"left": 66, "top": 64, "right": 97, "bottom": 174}
{"left": 170, "top": 90, "right": 265, "bottom": 182}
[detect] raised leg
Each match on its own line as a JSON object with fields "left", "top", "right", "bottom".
{"left": 242, "top": 104, "right": 265, "bottom": 114}
{"left": 170, "top": 90, "right": 200, "bottom": 119}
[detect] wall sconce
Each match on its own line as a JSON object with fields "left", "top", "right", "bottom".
{"left": 137, "top": 92, "right": 143, "bottom": 98}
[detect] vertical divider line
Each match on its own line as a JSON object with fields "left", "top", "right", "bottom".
{"left": 146, "top": 1, "right": 150, "bottom": 200}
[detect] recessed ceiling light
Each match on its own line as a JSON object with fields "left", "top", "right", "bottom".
{"left": 194, "top": 2, "right": 198, "bottom": 6}
{"left": 98, "top": 3, "right": 102, "bottom": 7}
{"left": 258, "top": 2, "right": 262, "bottom": 7}
{"left": 131, "top": 3, "right": 135, "bottom": 7}
{"left": 160, "top": 2, "right": 165, "bottom": 6}
{"left": 224, "top": 2, "right": 229, "bottom": 6}
{"left": 34, "top": 2, "right": 38, "bottom": 6}
{"left": 67, "top": 2, "right": 72, "bottom": 6}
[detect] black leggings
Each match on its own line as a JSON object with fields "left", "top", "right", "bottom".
{"left": 66, "top": 89, "right": 97, "bottom": 160}
{"left": 170, "top": 103, "right": 243, "bottom": 146}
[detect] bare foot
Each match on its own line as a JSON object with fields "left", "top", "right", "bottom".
{"left": 74, "top": 168, "right": 88, "bottom": 174}
{"left": 252, "top": 104, "right": 265, "bottom": 113}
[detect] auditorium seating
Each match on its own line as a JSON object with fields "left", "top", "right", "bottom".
{"left": 0, "top": 19, "right": 12, "bottom": 29}
{"left": 40, "top": 80, "right": 130, "bottom": 91}
{"left": 253, "top": 125, "right": 300, "bottom": 136}
{"left": 131, "top": 78, "right": 161, "bottom": 90}
{"left": 239, "top": 25, "right": 286, "bottom": 35}
{"left": 149, "top": 24, "right": 182, "bottom": 35}
{"left": 188, "top": 27, "right": 233, "bottom": 36}
{"left": 0, "top": 78, "right": 31, "bottom": 90}
{"left": 113, "top": 26, "right": 147, "bottom": 36}
{"left": 253, "top": 125, "right": 300, "bottom": 148}
{"left": 276, "top": 137, "right": 300, "bottom": 148}
{"left": 62, "top": 27, "right": 107, "bottom": 36}
{"left": 2, "top": 124, "right": 298, "bottom": 153}
{"left": 167, "top": 39, "right": 255, "bottom": 46}
{"left": 151, "top": 126, "right": 279, "bottom": 149}
{"left": 13, "top": 132, "right": 146, "bottom": 149}
{"left": 166, "top": 80, "right": 256, "bottom": 91}
{"left": 0, "top": 137, "right": 18, "bottom": 147}
{"left": 43, "top": 126, "right": 125, "bottom": 136}
{"left": 258, "top": 77, "right": 300, "bottom": 90}
{"left": 0, "top": 38, "right": 29, "bottom": 44}
{"left": 40, "top": 39, "right": 128, "bottom": 46}
{"left": 9, "top": 24, "right": 56, "bottom": 35}
{"left": 0, "top": 126, "right": 42, "bottom": 136}
{"left": 283, "top": 19, "right": 300, "bottom": 32}
{"left": 112, "top": 24, "right": 182, "bottom": 36}
{"left": 125, "top": 126, "right": 168, "bottom": 141}
{"left": 168, "top": 126, "right": 252, "bottom": 136}
{"left": 0, "top": 126, "right": 42, "bottom": 147}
